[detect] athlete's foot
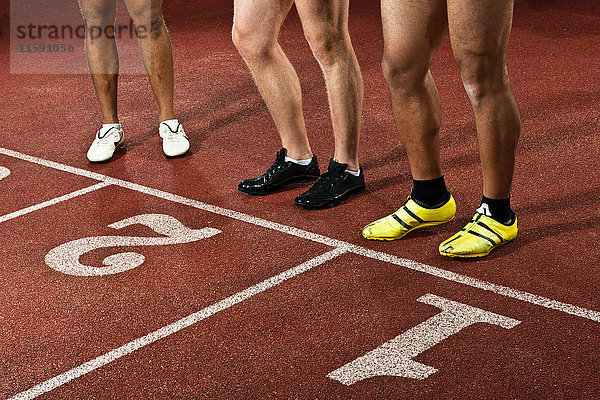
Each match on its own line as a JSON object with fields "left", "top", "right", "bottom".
{"left": 87, "top": 125, "right": 124, "bottom": 163}
{"left": 238, "top": 148, "right": 320, "bottom": 196}
{"left": 439, "top": 212, "right": 517, "bottom": 258}
{"left": 159, "top": 120, "right": 189, "bottom": 157}
{"left": 362, "top": 195, "right": 456, "bottom": 241}
{"left": 294, "top": 159, "right": 365, "bottom": 209}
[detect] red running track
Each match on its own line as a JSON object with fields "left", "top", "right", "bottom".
{"left": 1, "top": 0, "right": 600, "bottom": 398}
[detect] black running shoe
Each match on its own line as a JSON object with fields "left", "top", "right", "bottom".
{"left": 238, "top": 148, "right": 320, "bottom": 195}
{"left": 294, "top": 159, "right": 365, "bottom": 209}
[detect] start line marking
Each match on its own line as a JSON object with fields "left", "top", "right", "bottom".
{"left": 1, "top": 146, "right": 599, "bottom": 397}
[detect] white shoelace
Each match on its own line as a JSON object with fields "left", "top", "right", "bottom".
{"left": 94, "top": 130, "right": 120, "bottom": 147}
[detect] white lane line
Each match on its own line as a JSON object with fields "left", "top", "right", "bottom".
{"left": 0, "top": 148, "right": 345, "bottom": 248}
{"left": 0, "top": 182, "right": 111, "bottom": 224}
{"left": 8, "top": 247, "right": 348, "bottom": 400}
{"left": 1, "top": 147, "right": 600, "bottom": 324}
{"left": 113, "top": 179, "right": 347, "bottom": 248}
{"left": 349, "top": 246, "right": 600, "bottom": 323}
{"left": 0, "top": 148, "right": 117, "bottom": 183}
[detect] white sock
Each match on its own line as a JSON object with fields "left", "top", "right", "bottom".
{"left": 100, "top": 123, "right": 121, "bottom": 135}
{"left": 161, "top": 119, "right": 180, "bottom": 131}
{"left": 285, "top": 156, "right": 312, "bottom": 166}
{"left": 345, "top": 168, "right": 361, "bottom": 177}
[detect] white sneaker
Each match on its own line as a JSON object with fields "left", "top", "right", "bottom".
{"left": 87, "top": 126, "right": 124, "bottom": 162}
{"left": 159, "top": 121, "right": 189, "bottom": 157}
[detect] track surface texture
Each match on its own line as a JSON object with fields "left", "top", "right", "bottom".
{"left": 1, "top": 0, "right": 600, "bottom": 399}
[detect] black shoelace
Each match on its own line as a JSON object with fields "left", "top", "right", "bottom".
{"left": 260, "top": 153, "right": 288, "bottom": 180}
{"left": 310, "top": 168, "right": 345, "bottom": 191}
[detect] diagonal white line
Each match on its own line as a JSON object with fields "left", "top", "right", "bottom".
{"left": 0, "top": 148, "right": 117, "bottom": 183}
{"left": 0, "top": 148, "right": 345, "bottom": 248}
{"left": 8, "top": 247, "right": 348, "bottom": 400}
{"left": 112, "top": 179, "right": 347, "bottom": 248}
{"left": 1, "top": 147, "right": 599, "bottom": 323}
{"left": 0, "top": 182, "right": 111, "bottom": 224}
{"left": 348, "top": 246, "right": 600, "bottom": 323}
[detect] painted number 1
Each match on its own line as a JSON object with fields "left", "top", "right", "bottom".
{"left": 45, "top": 214, "right": 221, "bottom": 276}
{"left": 328, "top": 294, "right": 521, "bottom": 384}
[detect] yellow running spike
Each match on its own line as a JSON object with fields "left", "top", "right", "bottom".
{"left": 362, "top": 196, "right": 456, "bottom": 241}
{"left": 439, "top": 213, "right": 518, "bottom": 258}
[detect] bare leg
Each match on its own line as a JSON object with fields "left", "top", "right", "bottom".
{"left": 232, "top": 0, "right": 312, "bottom": 161}
{"left": 296, "top": 0, "right": 363, "bottom": 171}
{"left": 447, "top": 0, "right": 520, "bottom": 199}
{"left": 124, "top": 0, "right": 176, "bottom": 122}
{"left": 79, "top": 0, "right": 119, "bottom": 124}
{"left": 439, "top": 0, "right": 520, "bottom": 258}
{"left": 361, "top": 0, "right": 454, "bottom": 242}
{"left": 380, "top": 0, "right": 448, "bottom": 180}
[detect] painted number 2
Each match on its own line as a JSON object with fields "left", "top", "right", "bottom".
{"left": 45, "top": 214, "right": 221, "bottom": 276}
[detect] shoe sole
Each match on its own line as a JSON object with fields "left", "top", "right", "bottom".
{"left": 165, "top": 151, "right": 189, "bottom": 159}
{"left": 238, "top": 175, "right": 320, "bottom": 196}
{"left": 363, "top": 217, "right": 454, "bottom": 241}
{"left": 438, "top": 238, "right": 513, "bottom": 259}
{"left": 295, "top": 185, "right": 365, "bottom": 210}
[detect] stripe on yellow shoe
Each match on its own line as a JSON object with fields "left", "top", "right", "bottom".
{"left": 441, "top": 216, "right": 483, "bottom": 248}
{"left": 362, "top": 195, "right": 456, "bottom": 241}
{"left": 402, "top": 206, "right": 425, "bottom": 223}
{"left": 464, "top": 229, "right": 497, "bottom": 246}
{"left": 391, "top": 213, "right": 411, "bottom": 230}
{"left": 475, "top": 221, "right": 505, "bottom": 243}
{"left": 439, "top": 212, "right": 517, "bottom": 258}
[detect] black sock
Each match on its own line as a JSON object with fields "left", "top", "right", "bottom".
{"left": 478, "top": 196, "right": 515, "bottom": 225}
{"left": 410, "top": 176, "right": 450, "bottom": 208}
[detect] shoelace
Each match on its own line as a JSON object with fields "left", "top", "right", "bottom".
{"left": 160, "top": 123, "right": 186, "bottom": 142}
{"left": 95, "top": 130, "right": 119, "bottom": 147}
{"left": 261, "top": 152, "right": 288, "bottom": 180}
{"left": 462, "top": 214, "right": 482, "bottom": 232}
{"left": 310, "top": 168, "right": 345, "bottom": 191}
{"left": 162, "top": 129, "right": 184, "bottom": 142}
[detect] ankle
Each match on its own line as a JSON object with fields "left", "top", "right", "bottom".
{"left": 285, "top": 155, "right": 313, "bottom": 166}
{"left": 285, "top": 148, "right": 313, "bottom": 161}
{"left": 344, "top": 163, "right": 360, "bottom": 173}
{"left": 159, "top": 111, "right": 176, "bottom": 123}
{"left": 411, "top": 176, "right": 450, "bottom": 208}
{"left": 102, "top": 116, "right": 119, "bottom": 124}
{"left": 333, "top": 157, "right": 359, "bottom": 172}
{"left": 478, "top": 195, "right": 515, "bottom": 225}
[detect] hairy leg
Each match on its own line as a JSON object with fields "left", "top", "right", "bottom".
{"left": 233, "top": 0, "right": 313, "bottom": 161}
{"left": 447, "top": 0, "right": 520, "bottom": 199}
{"left": 79, "top": 0, "right": 119, "bottom": 124}
{"left": 124, "top": 0, "right": 176, "bottom": 122}
{"left": 295, "top": 0, "right": 363, "bottom": 171}
{"left": 380, "top": 0, "right": 448, "bottom": 180}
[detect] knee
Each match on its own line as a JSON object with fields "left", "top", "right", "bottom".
{"left": 455, "top": 51, "right": 507, "bottom": 106}
{"left": 147, "top": 13, "right": 164, "bottom": 39}
{"left": 304, "top": 28, "right": 348, "bottom": 67}
{"left": 137, "top": 14, "right": 164, "bottom": 39}
{"left": 232, "top": 21, "right": 276, "bottom": 61}
{"left": 128, "top": 5, "right": 164, "bottom": 39}
{"left": 381, "top": 53, "right": 429, "bottom": 93}
{"left": 81, "top": 4, "right": 116, "bottom": 28}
